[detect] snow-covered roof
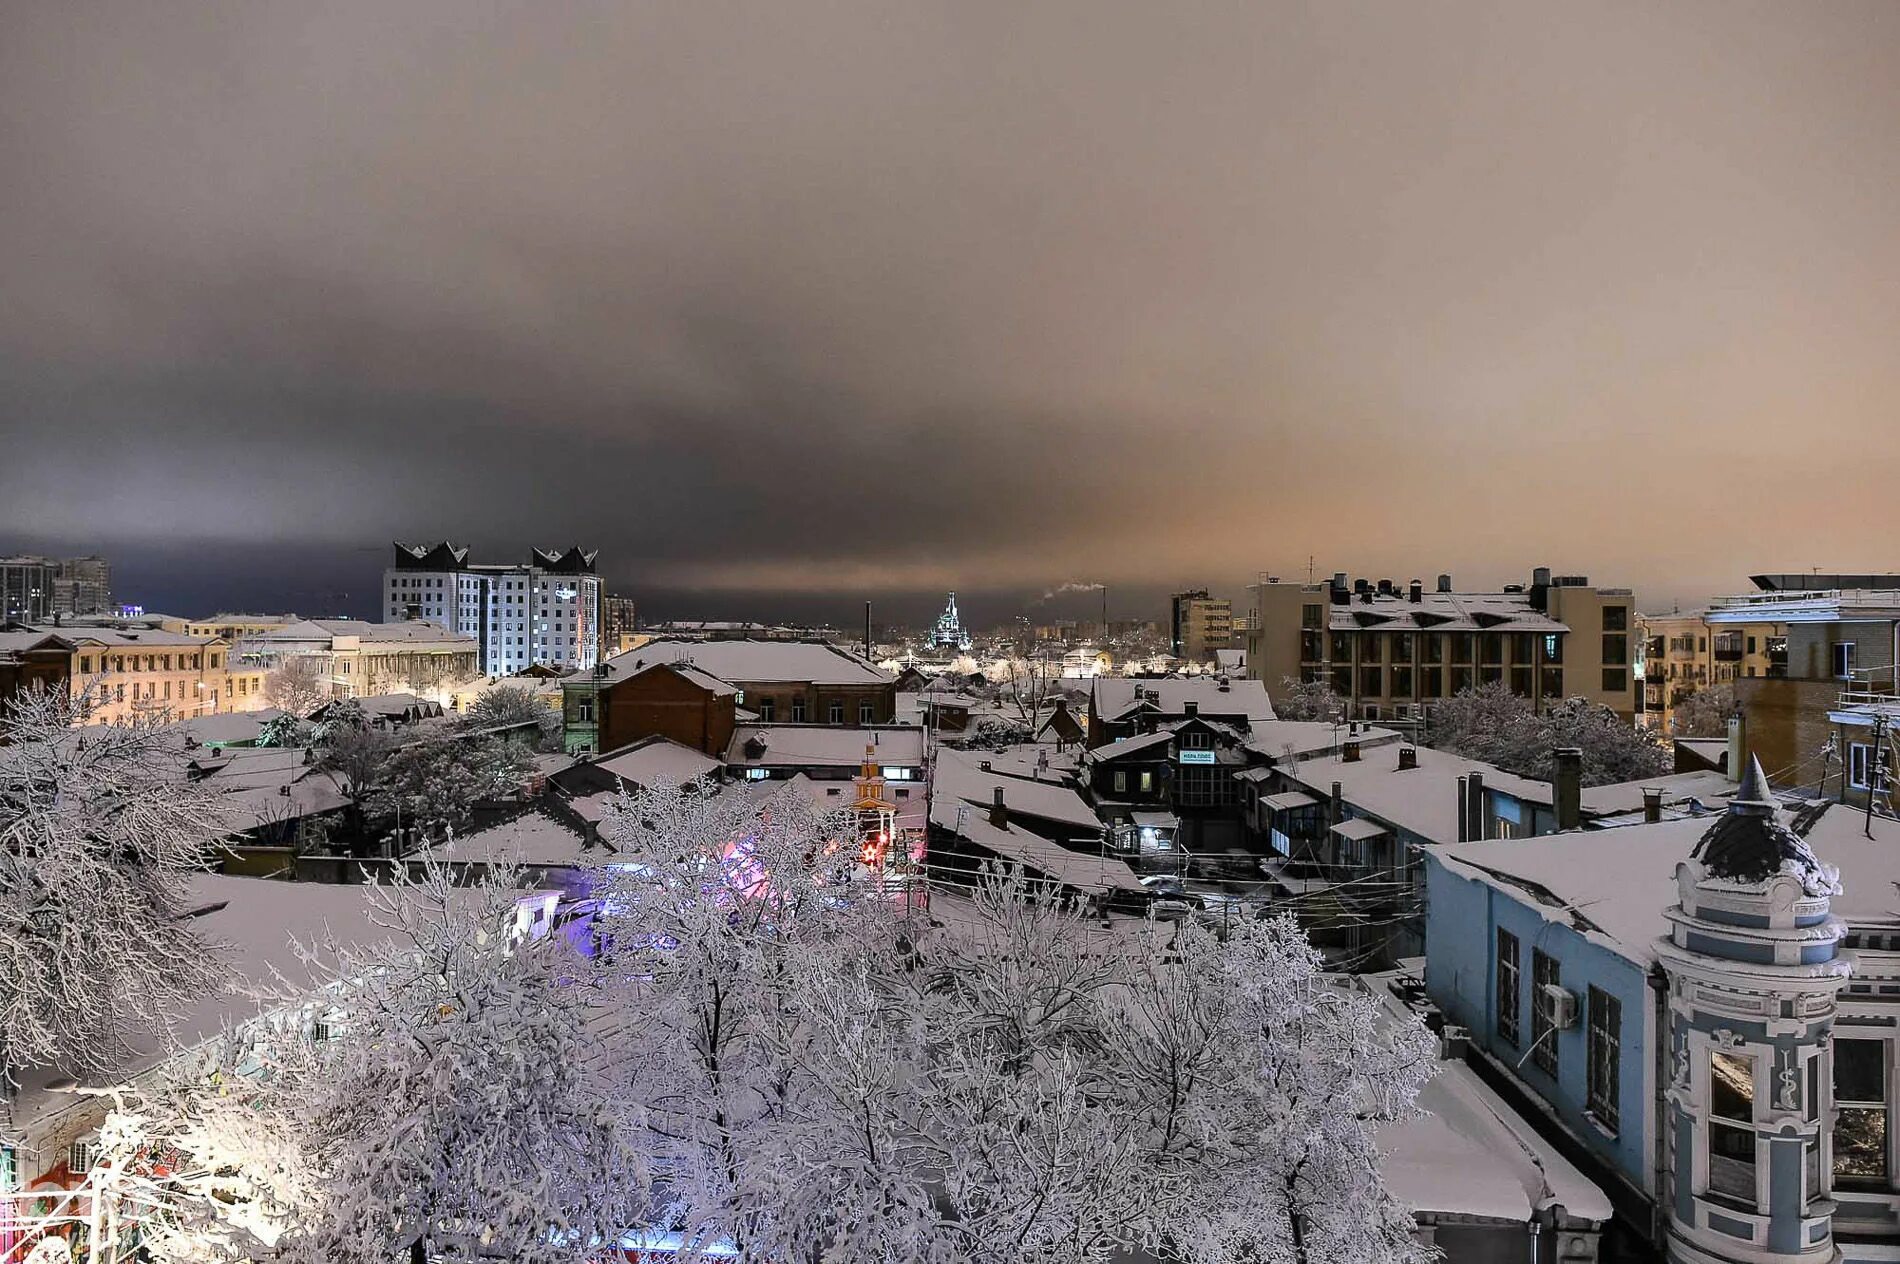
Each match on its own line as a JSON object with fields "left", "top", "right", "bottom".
{"left": 600, "top": 638, "right": 891, "bottom": 687}
{"left": 929, "top": 795, "right": 1142, "bottom": 895}
{"left": 1082, "top": 730, "right": 1177, "bottom": 763}
{"left": 20, "top": 625, "right": 216, "bottom": 648}
{"left": 1424, "top": 802, "right": 1900, "bottom": 965}
{"left": 1368, "top": 978, "right": 1613, "bottom": 1225}
{"left": 425, "top": 805, "right": 598, "bottom": 868}
{"left": 725, "top": 725, "right": 926, "bottom": 769}
{"left": 1242, "top": 720, "right": 1403, "bottom": 762}
{"left": 1277, "top": 742, "right": 1548, "bottom": 844}
{"left": 163, "top": 708, "right": 289, "bottom": 747}
{"left": 593, "top": 736, "right": 722, "bottom": 787}
{"left": 1092, "top": 676, "right": 1275, "bottom": 724}
{"left": 6, "top": 874, "right": 502, "bottom": 1136}
{"left": 255, "top": 619, "right": 475, "bottom": 648}
{"left": 933, "top": 747, "right": 1102, "bottom": 831}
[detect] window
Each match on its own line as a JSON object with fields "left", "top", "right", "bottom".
{"left": 859, "top": 702, "right": 874, "bottom": 724}
{"left": 1542, "top": 634, "right": 1564, "bottom": 663}
{"left": 1835, "top": 1038, "right": 1888, "bottom": 1186}
{"left": 1710, "top": 1051, "right": 1759, "bottom": 1204}
{"left": 1479, "top": 633, "right": 1503, "bottom": 663}
{"left": 1179, "top": 729, "right": 1212, "bottom": 750}
{"left": 1586, "top": 987, "right": 1620, "bottom": 1132}
{"left": 1359, "top": 666, "right": 1383, "bottom": 696}
{"left": 1602, "top": 606, "right": 1628, "bottom": 632}
{"left": 1423, "top": 666, "right": 1444, "bottom": 697}
{"left": 1139, "top": 770, "right": 1154, "bottom": 794}
{"left": 1391, "top": 666, "right": 1413, "bottom": 698}
{"left": 1495, "top": 930, "right": 1520, "bottom": 1047}
{"left": 791, "top": 698, "right": 807, "bottom": 722}
{"left": 1540, "top": 666, "right": 1563, "bottom": 698}
{"left": 1835, "top": 642, "right": 1858, "bottom": 679}
{"left": 759, "top": 698, "right": 775, "bottom": 722}
{"left": 69, "top": 1139, "right": 98, "bottom": 1174}
{"left": 827, "top": 701, "right": 844, "bottom": 724}
{"left": 1331, "top": 666, "right": 1353, "bottom": 696}
{"left": 1113, "top": 770, "right": 1128, "bottom": 794}
{"left": 1451, "top": 634, "right": 1474, "bottom": 664}
{"left": 1530, "top": 951, "right": 1560, "bottom": 1076}
{"left": 1301, "top": 603, "right": 1322, "bottom": 629}
{"left": 1602, "top": 668, "right": 1628, "bottom": 694}
{"left": 1423, "top": 635, "right": 1444, "bottom": 664}
{"left": 1601, "top": 634, "right": 1628, "bottom": 666}
{"left": 1851, "top": 743, "right": 1872, "bottom": 790}
{"left": 1329, "top": 631, "right": 1353, "bottom": 661}
{"left": 576, "top": 698, "right": 594, "bottom": 724}
{"left": 1391, "top": 632, "right": 1413, "bottom": 661}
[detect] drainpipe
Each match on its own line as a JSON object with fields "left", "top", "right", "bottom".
{"left": 1648, "top": 964, "right": 1670, "bottom": 1248}
{"left": 1527, "top": 1215, "right": 1540, "bottom": 1264}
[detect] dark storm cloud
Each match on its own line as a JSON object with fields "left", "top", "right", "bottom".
{"left": 4, "top": 0, "right": 1900, "bottom": 619}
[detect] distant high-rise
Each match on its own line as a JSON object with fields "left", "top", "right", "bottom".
{"left": 52, "top": 555, "right": 112, "bottom": 616}
{"left": 1, "top": 556, "right": 57, "bottom": 622}
{"left": 603, "top": 592, "right": 639, "bottom": 653}
{"left": 1, "top": 553, "right": 112, "bottom": 621}
{"left": 384, "top": 542, "right": 602, "bottom": 675}
{"left": 1169, "top": 589, "right": 1233, "bottom": 662}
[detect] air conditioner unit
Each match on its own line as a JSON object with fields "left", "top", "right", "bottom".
{"left": 1542, "top": 983, "right": 1580, "bottom": 1030}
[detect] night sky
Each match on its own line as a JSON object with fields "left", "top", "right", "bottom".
{"left": 4, "top": 2, "right": 1899, "bottom": 626}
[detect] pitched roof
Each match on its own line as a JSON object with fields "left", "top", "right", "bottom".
{"left": 933, "top": 746, "right": 1102, "bottom": 830}
{"left": 1092, "top": 677, "right": 1275, "bottom": 724}
{"left": 593, "top": 736, "right": 722, "bottom": 787}
{"left": 600, "top": 638, "right": 891, "bottom": 688}
{"left": 928, "top": 794, "right": 1142, "bottom": 895}
{"left": 725, "top": 725, "right": 926, "bottom": 768}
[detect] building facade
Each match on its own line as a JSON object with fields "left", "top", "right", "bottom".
{"left": 242, "top": 619, "right": 479, "bottom": 704}
{"left": 384, "top": 542, "right": 603, "bottom": 675}
{"left": 1169, "top": 589, "right": 1233, "bottom": 663}
{"left": 0, "top": 557, "right": 56, "bottom": 622}
{"left": 1248, "top": 567, "right": 1637, "bottom": 724}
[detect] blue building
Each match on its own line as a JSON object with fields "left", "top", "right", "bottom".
{"left": 1423, "top": 758, "right": 1900, "bottom": 1262}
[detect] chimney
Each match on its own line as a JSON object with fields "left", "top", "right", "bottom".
{"left": 1330, "top": 780, "right": 1343, "bottom": 828}
{"left": 1466, "top": 771, "right": 1485, "bottom": 841}
{"left": 1456, "top": 775, "right": 1470, "bottom": 842}
{"left": 1377, "top": 578, "right": 1394, "bottom": 596}
{"left": 1184, "top": 700, "right": 1199, "bottom": 717}
{"left": 1408, "top": 580, "right": 1423, "bottom": 604}
{"left": 1331, "top": 571, "right": 1348, "bottom": 592}
{"left": 990, "top": 786, "right": 1008, "bottom": 830}
{"left": 1532, "top": 566, "right": 1552, "bottom": 588}
{"left": 1726, "top": 713, "right": 1747, "bottom": 783}
{"left": 1554, "top": 747, "right": 1583, "bottom": 831}
{"left": 1397, "top": 746, "right": 1418, "bottom": 771}
{"left": 1437, "top": 574, "right": 1454, "bottom": 593}
{"left": 1354, "top": 578, "right": 1370, "bottom": 596}
{"left": 1642, "top": 786, "right": 1664, "bottom": 824}
{"left": 1342, "top": 739, "right": 1362, "bottom": 763}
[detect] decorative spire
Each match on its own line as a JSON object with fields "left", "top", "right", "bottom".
{"left": 1690, "top": 754, "right": 1837, "bottom": 895}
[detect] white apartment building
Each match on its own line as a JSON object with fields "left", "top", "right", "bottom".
{"left": 384, "top": 542, "right": 602, "bottom": 676}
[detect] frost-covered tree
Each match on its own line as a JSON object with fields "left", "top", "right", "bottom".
{"left": 1672, "top": 682, "right": 1739, "bottom": 739}
{"left": 1275, "top": 675, "right": 1346, "bottom": 723}
{"left": 460, "top": 683, "right": 560, "bottom": 750}
{"left": 141, "top": 860, "right": 640, "bottom": 1264}
{"left": 0, "top": 686, "right": 230, "bottom": 1089}
{"left": 263, "top": 658, "right": 331, "bottom": 718}
{"left": 590, "top": 782, "right": 1438, "bottom": 1264}
{"left": 366, "top": 733, "right": 535, "bottom": 835}
{"left": 253, "top": 711, "right": 307, "bottom": 749}
{"left": 1427, "top": 683, "right": 1668, "bottom": 786}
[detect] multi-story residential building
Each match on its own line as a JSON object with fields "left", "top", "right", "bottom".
{"left": 0, "top": 556, "right": 57, "bottom": 622}
{"left": 50, "top": 555, "right": 111, "bottom": 616}
{"left": 1707, "top": 580, "right": 1900, "bottom": 805}
{"left": 1638, "top": 609, "right": 1787, "bottom": 731}
{"left": 1247, "top": 567, "right": 1637, "bottom": 724}
{"left": 2, "top": 625, "right": 238, "bottom": 724}
{"left": 241, "top": 618, "right": 480, "bottom": 704}
{"left": 1169, "top": 589, "right": 1232, "bottom": 662}
{"left": 602, "top": 593, "right": 638, "bottom": 655}
{"left": 384, "top": 542, "right": 602, "bottom": 675}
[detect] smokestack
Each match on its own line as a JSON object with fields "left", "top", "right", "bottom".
{"left": 1642, "top": 786, "right": 1664, "bottom": 824}
{"left": 1409, "top": 580, "right": 1423, "bottom": 604}
{"left": 1437, "top": 574, "right": 1454, "bottom": 593}
{"left": 1467, "top": 771, "right": 1485, "bottom": 841}
{"left": 1554, "top": 747, "right": 1583, "bottom": 831}
{"left": 1397, "top": 746, "right": 1418, "bottom": 771}
{"left": 1727, "top": 713, "right": 1747, "bottom": 782}
{"left": 990, "top": 785, "right": 1007, "bottom": 830}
